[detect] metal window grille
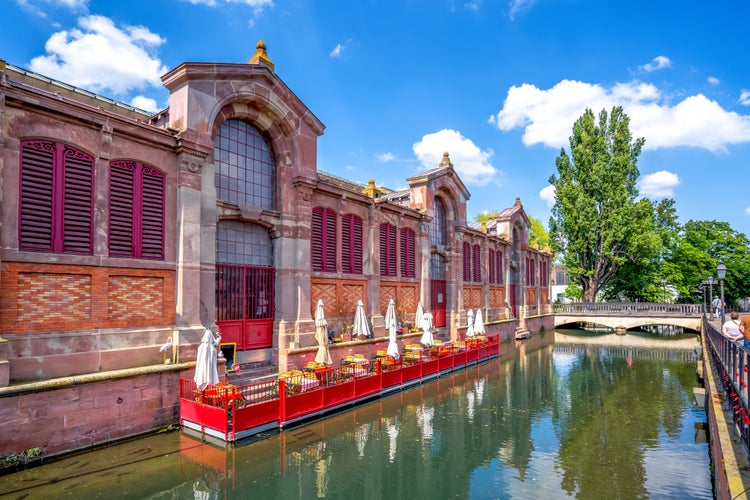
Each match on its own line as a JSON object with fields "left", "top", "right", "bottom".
{"left": 216, "top": 264, "right": 275, "bottom": 321}
{"left": 217, "top": 220, "right": 273, "bottom": 267}
{"left": 214, "top": 119, "right": 275, "bottom": 210}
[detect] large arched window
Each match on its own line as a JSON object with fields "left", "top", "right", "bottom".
{"left": 214, "top": 119, "right": 275, "bottom": 210}
{"left": 216, "top": 221, "right": 273, "bottom": 267}
{"left": 429, "top": 197, "right": 447, "bottom": 246}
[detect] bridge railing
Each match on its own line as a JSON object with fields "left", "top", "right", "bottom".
{"left": 705, "top": 319, "right": 750, "bottom": 458}
{"left": 553, "top": 302, "right": 703, "bottom": 316}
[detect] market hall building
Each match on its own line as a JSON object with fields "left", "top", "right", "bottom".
{"left": 0, "top": 41, "right": 552, "bottom": 458}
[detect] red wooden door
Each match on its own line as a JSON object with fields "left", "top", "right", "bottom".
{"left": 431, "top": 279, "right": 446, "bottom": 327}
{"left": 216, "top": 264, "right": 274, "bottom": 350}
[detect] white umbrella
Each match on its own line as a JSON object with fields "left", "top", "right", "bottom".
{"left": 466, "top": 309, "right": 475, "bottom": 338}
{"left": 315, "top": 299, "right": 332, "bottom": 365}
{"left": 420, "top": 311, "right": 433, "bottom": 347}
{"left": 414, "top": 301, "right": 424, "bottom": 331}
{"left": 474, "top": 308, "right": 485, "bottom": 335}
{"left": 352, "top": 299, "right": 372, "bottom": 338}
{"left": 194, "top": 328, "right": 221, "bottom": 391}
{"left": 385, "top": 299, "right": 400, "bottom": 359}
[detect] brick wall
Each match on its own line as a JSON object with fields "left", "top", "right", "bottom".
{"left": 0, "top": 262, "right": 175, "bottom": 334}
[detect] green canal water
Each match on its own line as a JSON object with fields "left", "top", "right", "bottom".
{"left": 0, "top": 330, "right": 711, "bottom": 499}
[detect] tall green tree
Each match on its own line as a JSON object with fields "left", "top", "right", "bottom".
{"left": 549, "top": 106, "right": 658, "bottom": 302}
{"left": 528, "top": 215, "right": 550, "bottom": 250}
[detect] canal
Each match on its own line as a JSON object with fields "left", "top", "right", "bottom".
{"left": 0, "top": 330, "right": 711, "bottom": 499}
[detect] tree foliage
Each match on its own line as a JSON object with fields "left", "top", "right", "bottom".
{"left": 549, "top": 107, "right": 659, "bottom": 302}
{"left": 528, "top": 215, "right": 550, "bottom": 250}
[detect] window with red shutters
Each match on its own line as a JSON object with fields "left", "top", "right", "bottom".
{"left": 496, "top": 250, "right": 503, "bottom": 284}
{"left": 19, "top": 140, "right": 94, "bottom": 254}
{"left": 488, "top": 248, "right": 496, "bottom": 283}
{"left": 472, "top": 244, "right": 481, "bottom": 282}
{"left": 342, "top": 214, "right": 363, "bottom": 274}
{"left": 109, "top": 160, "right": 165, "bottom": 259}
{"left": 379, "top": 223, "right": 397, "bottom": 276}
{"left": 400, "top": 227, "right": 415, "bottom": 278}
{"left": 463, "top": 241, "right": 471, "bottom": 282}
{"left": 312, "top": 207, "right": 337, "bottom": 272}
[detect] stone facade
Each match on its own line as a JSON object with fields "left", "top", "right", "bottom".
{"left": 0, "top": 42, "right": 552, "bottom": 458}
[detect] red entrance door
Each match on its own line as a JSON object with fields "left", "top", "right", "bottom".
{"left": 216, "top": 264, "right": 274, "bottom": 350}
{"left": 431, "top": 279, "right": 446, "bottom": 327}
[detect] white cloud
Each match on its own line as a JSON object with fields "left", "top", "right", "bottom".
{"left": 227, "top": 0, "right": 274, "bottom": 15}
{"left": 490, "top": 79, "right": 750, "bottom": 153}
{"left": 539, "top": 184, "right": 556, "bottom": 207}
{"left": 638, "top": 170, "right": 680, "bottom": 199}
{"left": 378, "top": 152, "right": 395, "bottom": 162}
{"left": 707, "top": 76, "right": 720, "bottom": 86}
{"left": 29, "top": 15, "right": 168, "bottom": 96}
{"left": 330, "top": 44, "right": 344, "bottom": 58}
{"left": 509, "top": 0, "right": 536, "bottom": 21}
{"left": 640, "top": 56, "right": 672, "bottom": 72}
{"left": 745, "top": 206, "right": 750, "bottom": 216}
{"left": 740, "top": 90, "right": 750, "bottom": 106}
{"left": 130, "top": 95, "right": 159, "bottom": 113}
{"left": 412, "top": 129, "right": 499, "bottom": 186}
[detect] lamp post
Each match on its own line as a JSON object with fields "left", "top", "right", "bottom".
{"left": 717, "top": 261, "right": 727, "bottom": 321}
{"left": 701, "top": 280, "right": 707, "bottom": 315}
{"left": 708, "top": 276, "right": 714, "bottom": 319}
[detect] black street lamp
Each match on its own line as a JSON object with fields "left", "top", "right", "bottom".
{"left": 717, "top": 261, "right": 727, "bottom": 321}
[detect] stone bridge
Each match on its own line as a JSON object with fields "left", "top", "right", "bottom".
{"left": 553, "top": 302, "right": 703, "bottom": 333}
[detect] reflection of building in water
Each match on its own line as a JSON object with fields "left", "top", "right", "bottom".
{"left": 387, "top": 417, "right": 399, "bottom": 463}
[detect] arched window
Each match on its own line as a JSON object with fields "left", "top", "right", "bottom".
{"left": 109, "top": 160, "right": 165, "bottom": 259}
{"left": 429, "top": 197, "right": 447, "bottom": 246}
{"left": 214, "top": 119, "right": 275, "bottom": 210}
{"left": 19, "top": 140, "right": 94, "bottom": 254}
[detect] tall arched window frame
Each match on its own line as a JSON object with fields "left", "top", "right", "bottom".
{"left": 214, "top": 119, "right": 275, "bottom": 210}
{"left": 429, "top": 198, "right": 447, "bottom": 247}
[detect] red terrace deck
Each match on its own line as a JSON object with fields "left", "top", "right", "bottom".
{"left": 180, "top": 335, "right": 499, "bottom": 442}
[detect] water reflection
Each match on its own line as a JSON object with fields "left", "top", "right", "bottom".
{"left": 0, "top": 331, "right": 710, "bottom": 499}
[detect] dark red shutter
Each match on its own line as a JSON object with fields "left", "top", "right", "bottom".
{"left": 312, "top": 207, "right": 323, "bottom": 271}
{"left": 380, "top": 224, "right": 388, "bottom": 275}
{"left": 463, "top": 242, "right": 471, "bottom": 282}
{"left": 387, "top": 225, "right": 396, "bottom": 276}
{"left": 497, "top": 251, "right": 503, "bottom": 284}
{"left": 472, "top": 244, "right": 481, "bottom": 282}
{"left": 62, "top": 146, "right": 94, "bottom": 254}
{"left": 400, "top": 227, "right": 415, "bottom": 278}
{"left": 110, "top": 162, "right": 135, "bottom": 256}
{"left": 324, "top": 208, "right": 336, "bottom": 272}
{"left": 488, "top": 249, "right": 495, "bottom": 284}
{"left": 19, "top": 141, "right": 55, "bottom": 251}
{"left": 141, "top": 166, "right": 165, "bottom": 259}
{"left": 343, "top": 214, "right": 363, "bottom": 275}
{"left": 352, "top": 216, "right": 363, "bottom": 274}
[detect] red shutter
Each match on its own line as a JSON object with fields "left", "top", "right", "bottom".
{"left": 380, "top": 224, "right": 388, "bottom": 275}
{"left": 62, "top": 146, "right": 94, "bottom": 254}
{"left": 463, "top": 242, "right": 471, "bottom": 282}
{"left": 352, "top": 215, "right": 363, "bottom": 274}
{"left": 109, "top": 162, "right": 135, "bottom": 256}
{"left": 472, "top": 244, "right": 481, "bottom": 282}
{"left": 19, "top": 141, "right": 55, "bottom": 251}
{"left": 497, "top": 251, "right": 503, "bottom": 284}
{"left": 141, "top": 166, "right": 165, "bottom": 259}
{"left": 400, "top": 228, "right": 415, "bottom": 278}
{"left": 388, "top": 225, "right": 396, "bottom": 276}
{"left": 312, "top": 207, "right": 323, "bottom": 271}
{"left": 342, "top": 214, "right": 351, "bottom": 272}
{"left": 324, "top": 209, "right": 336, "bottom": 272}
{"left": 488, "top": 249, "right": 495, "bottom": 284}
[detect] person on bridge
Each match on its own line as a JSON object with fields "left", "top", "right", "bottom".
{"left": 739, "top": 314, "right": 750, "bottom": 349}
{"left": 712, "top": 296, "right": 722, "bottom": 320}
{"left": 722, "top": 311, "right": 743, "bottom": 342}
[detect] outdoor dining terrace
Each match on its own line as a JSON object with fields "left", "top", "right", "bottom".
{"left": 179, "top": 335, "right": 499, "bottom": 442}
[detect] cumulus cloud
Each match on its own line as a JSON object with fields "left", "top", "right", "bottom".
{"left": 539, "top": 184, "right": 556, "bottom": 207}
{"left": 413, "top": 129, "right": 499, "bottom": 186}
{"left": 130, "top": 95, "right": 159, "bottom": 113}
{"left": 29, "top": 15, "right": 168, "bottom": 96}
{"left": 640, "top": 56, "right": 672, "bottom": 72}
{"left": 740, "top": 90, "right": 750, "bottom": 106}
{"left": 638, "top": 171, "right": 680, "bottom": 199}
{"left": 377, "top": 152, "right": 395, "bottom": 162}
{"left": 330, "top": 43, "right": 344, "bottom": 58}
{"left": 490, "top": 79, "right": 750, "bottom": 153}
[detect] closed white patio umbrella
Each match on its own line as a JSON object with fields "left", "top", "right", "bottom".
{"left": 385, "top": 298, "right": 400, "bottom": 359}
{"left": 352, "top": 299, "right": 372, "bottom": 338}
{"left": 314, "top": 299, "right": 332, "bottom": 365}
{"left": 194, "top": 328, "right": 221, "bottom": 391}
{"left": 466, "top": 309, "right": 475, "bottom": 338}
{"left": 414, "top": 301, "right": 424, "bottom": 331}
{"left": 474, "top": 308, "right": 485, "bottom": 336}
{"left": 420, "top": 311, "right": 434, "bottom": 347}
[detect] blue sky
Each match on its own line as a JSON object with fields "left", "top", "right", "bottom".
{"left": 3, "top": 0, "right": 750, "bottom": 236}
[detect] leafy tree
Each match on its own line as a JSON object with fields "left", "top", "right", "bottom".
{"left": 528, "top": 215, "right": 550, "bottom": 250}
{"left": 474, "top": 210, "right": 500, "bottom": 223}
{"left": 549, "top": 106, "right": 658, "bottom": 302}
